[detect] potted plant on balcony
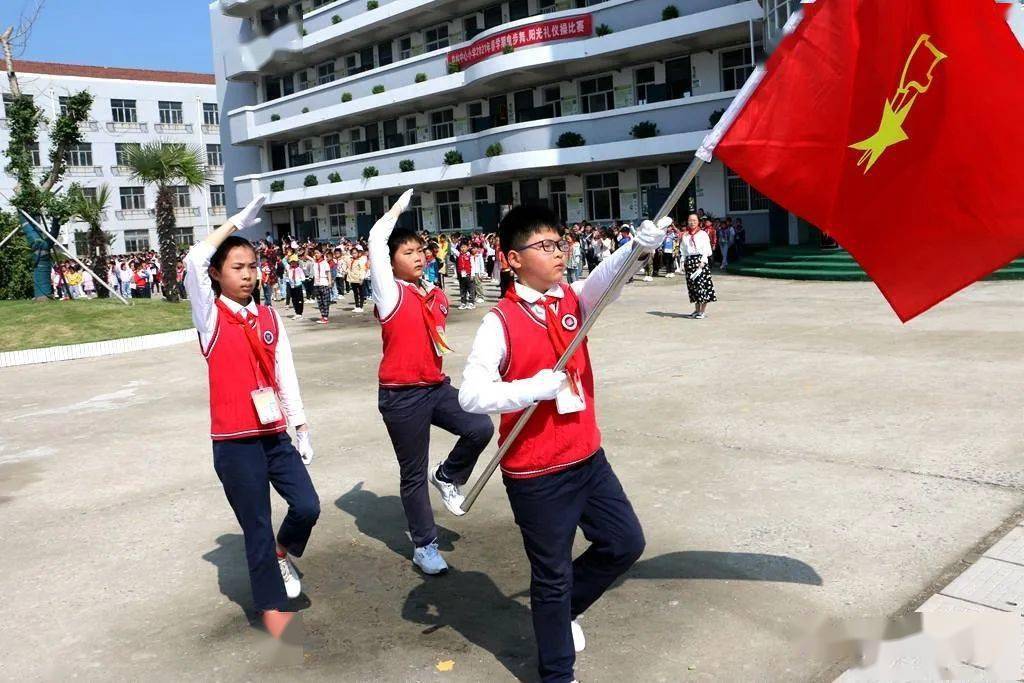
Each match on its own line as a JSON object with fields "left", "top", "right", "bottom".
{"left": 630, "top": 121, "right": 659, "bottom": 139}
{"left": 341, "top": 92, "right": 352, "bottom": 102}
{"left": 372, "top": 84, "right": 386, "bottom": 94}
{"left": 327, "top": 172, "right": 342, "bottom": 183}
{"left": 362, "top": 166, "right": 379, "bottom": 178}
{"left": 271, "top": 114, "right": 281, "bottom": 121}
{"left": 709, "top": 108, "right": 725, "bottom": 127}
{"left": 443, "top": 150, "right": 463, "bottom": 165}
{"left": 367, "top": 0, "right": 378, "bottom": 8}
{"left": 270, "top": 180, "right": 285, "bottom": 192}
{"left": 596, "top": 24, "right": 612, "bottom": 36}
{"left": 485, "top": 142, "right": 502, "bottom": 157}
{"left": 415, "top": 72, "right": 428, "bottom": 83}
{"left": 502, "top": 45, "right": 514, "bottom": 54}
{"left": 447, "top": 61, "right": 462, "bottom": 74}
{"left": 399, "top": 159, "right": 414, "bottom": 172}
{"left": 662, "top": 5, "right": 679, "bottom": 20}
{"left": 301, "top": 107, "right": 310, "bottom": 113}
{"left": 556, "top": 131, "right": 586, "bottom": 147}
{"left": 304, "top": 174, "right": 319, "bottom": 187}
{"left": 332, "top": 15, "right": 342, "bottom": 24}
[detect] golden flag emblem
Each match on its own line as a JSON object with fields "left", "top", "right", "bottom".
{"left": 850, "top": 35, "right": 947, "bottom": 173}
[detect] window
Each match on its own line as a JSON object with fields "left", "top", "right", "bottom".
{"left": 638, "top": 167, "right": 660, "bottom": 216}
{"left": 317, "top": 60, "right": 336, "bottom": 85}
{"left": 430, "top": 108, "right": 454, "bottom": 140}
{"left": 345, "top": 53, "right": 360, "bottom": 76}
{"left": 424, "top": 23, "right": 449, "bottom": 52}
{"left": 120, "top": 187, "right": 146, "bottom": 210}
{"left": 726, "top": 167, "right": 769, "bottom": 212}
{"left": 538, "top": 0, "right": 557, "bottom": 13}
{"left": 114, "top": 143, "right": 135, "bottom": 166}
{"left": 123, "top": 229, "right": 150, "bottom": 252}
{"left": 210, "top": 184, "right": 226, "bottom": 207}
{"left": 203, "top": 103, "right": 219, "bottom": 126}
{"left": 111, "top": 98, "right": 137, "bottom": 123}
{"left": 328, "top": 203, "right": 345, "bottom": 238}
{"left": 473, "top": 186, "right": 489, "bottom": 225}
{"left": 173, "top": 186, "right": 192, "bottom": 208}
{"left": 435, "top": 190, "right": 461, "bottom": 231}
{"left": 297, "top": 69, "right": 312, "bottom": 91}
{"left": 399, "top": 35, "right": 413, "bottom": 60}
{"left": 3, "top": 92, "right": 33, "bottom": 117}
{"left": 171, "top": 226, "right": 194, "bottom": 247}
{"left": 80, "top": 187, "right": 98, "bottom": 202}
{"left": 322, "top": 133, "right": 341, "bottom": 160}
{"left": 27, "top": 142, "right": 40, "bottom": 167}
{"left": 158, "top": 101, "right": 184, "bottom": 125}
{"left": 75, "top": 231, "right": 89, "bottom": 255}
{"left": 542, "top": 86, "right": 562, "bottom": 117}
{"left": 721, "top": 47, "right": 754, "bottom": 91}
{"left": 509, "top": 0, "right": 529, "bottom": 20}
{"left": 579, "top": 75, "right": 614, "bottom": 114}
{"left": 585, "top": 172, "right": 619, "bottom": 221}
{"left": 407, "top": 194, "right": 423, "bottom": 230}
{"left": 634, "top": 66, "right": 656, "bottom": 104}
{"left": 59, "top": 96, "right": 72, "bottom": 116}
{"left": 404, "top": 116, "right": 418, "bottom": 145}
{"left": 207, "top": 144, "right": 223, "bottom": 167}
{"left": 548, "top": 178, "right": 567, "bottom": 223}
{"left": 65, "top": 143, "right": 93, "bottom": 167}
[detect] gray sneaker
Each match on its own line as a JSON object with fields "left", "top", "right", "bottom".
{"left": 429, "top": 464, "right": 466, "bottom": 516}
{"left": 413, "top": 540, "right": 448, "bottom": 575}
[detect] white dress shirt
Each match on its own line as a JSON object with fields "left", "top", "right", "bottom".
{"left": 458, "top": 241, "right": 636, "bottom": 415}
{"left": 313, "top": 258, "right": 332, "bottom": 287}
{"left": 681, "top": 230, "right": 713, "bottom": 258}
{"left": 183, "top": 242, "right": 307, "bottom": 427}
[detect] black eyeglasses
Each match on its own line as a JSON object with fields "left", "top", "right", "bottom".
{"left": 514, "top": 238, "right": 570, "bottom": 253}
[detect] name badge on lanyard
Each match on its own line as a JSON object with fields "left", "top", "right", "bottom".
{"left": 555, "top": 370, "right": 586, "bottom": 414}
{"left": 251, "top": 387, "right": 283, "bottom": 424}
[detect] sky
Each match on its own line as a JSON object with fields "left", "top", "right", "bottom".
{"left": 0, "top": 0, "right": 215, "bottom": 74}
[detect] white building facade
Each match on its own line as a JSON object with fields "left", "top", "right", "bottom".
{"left": 211, "top": 0, "right": 775, "bottom": 242}
{"left": 0, "top": 61, "right": 227, "bottom": 256}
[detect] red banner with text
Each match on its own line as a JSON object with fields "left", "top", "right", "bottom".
{"left": 447, "top": 14, "right": 594, "bottom": 68}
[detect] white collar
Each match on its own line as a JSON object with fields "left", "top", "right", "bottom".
{"left": 513, "top": 281, "right": 564, "bottom": 303}
{"left": 219, "top": 294, "right": 258, "bottom": 317}
{"left": 398, "top": 278, "right": 436, "bottom": 293}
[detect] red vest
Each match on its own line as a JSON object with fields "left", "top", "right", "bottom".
{"left": 376, "top": 282, "right": 449, "bottom": 388}
{"left": 493, "top": 284, "right": 600, "bottom": 478}
{"left": 201, "top": 301, "right": 287, "bottom": 440}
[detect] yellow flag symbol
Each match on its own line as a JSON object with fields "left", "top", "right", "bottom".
{"left": 850, "top": 34, "right": 947, "bottom": 173}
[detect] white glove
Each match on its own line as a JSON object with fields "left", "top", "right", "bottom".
{"left": 370, "top": 188, "right": 413, "bottom": 235}
{"left": 516, "top": 369, "right": 567, "bottom": 403}
{"left": 229, "top": 194, "right": 266, "bottom": 231}
{"left": 296, "top": 429, "right": 313, "bottom": 465}
{"left": 634, "top": 216, "right": 674, "bottom": 251}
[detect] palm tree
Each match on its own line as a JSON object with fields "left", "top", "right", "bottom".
{"left": 69, "top": 183, "right": 114, "bottom": 298}
{"left": 126, "top": 142, "right": 210, "bottom": 303}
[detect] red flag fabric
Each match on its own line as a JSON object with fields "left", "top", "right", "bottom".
{"left": 704, "top": 0, "right": 1024, "bottom": 321}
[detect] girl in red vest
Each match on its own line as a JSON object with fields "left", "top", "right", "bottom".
{"left": 183, "top": 194, "right": 319, "bottom": 640}
{"left": 459, "top": 204, "right": 670, "bottom": 683}
{"left": 368, "top": 189, "right": 494, "bottom": 575}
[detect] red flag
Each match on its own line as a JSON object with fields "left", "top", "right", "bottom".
{"left": 699, "top": 0, "right": 1024, "bottom": 321}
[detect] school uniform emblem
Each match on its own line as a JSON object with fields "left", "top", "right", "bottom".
{"left": 439, "top": 303, "right": 448, "bottom": 316}
{"left": 263, "top": 330, "right": 275, "bottom": 344}
{"left": 561, "top": 313, "right": 578, "bottom": 331}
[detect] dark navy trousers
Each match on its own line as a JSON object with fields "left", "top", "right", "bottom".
{"left": 378, "top": 378, "right": 494, "bottom": 548}
{"left": 212, "top": 431, "right": 320, "bottom": 611}
{"left": 504, "top": 449, "right": 645, "bottom": 683}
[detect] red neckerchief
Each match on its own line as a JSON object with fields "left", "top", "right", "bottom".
{"left": 504, "top": 284, "right": 584, "bottom": 393}
{"left": 216, "top": 298, "right": 278, "bottom": 391}
{"left": 409, "top": 282, "right": 453, "bottom": 354}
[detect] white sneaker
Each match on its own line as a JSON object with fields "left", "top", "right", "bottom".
{"left": 413, "top": 540, "right": 449, "bottom": 575}
{"left": 278, "top": 555, "right": 301, "bottom": 599}
{"left": 458, "top": 303, "right": 467, "bottom": 310}
{"left": 353, "top": 307, "right": 363, "bottom": 313}
{"left": 475, "top": 297, "right": 485, "bottom": 303}
{"left": 467, "top": 303, "right": 476, "bottom": 310}
{"left": 429, "top": 464, "right": 466, "bottom": 516}
{"left": 643, "top": 276, "right": 653, "bottom": 282}
{"left": 571, "top": 619, "right": 586, "bottom": 652}
{"left": 666, "top": 272, "right": 676, "bottom": 278}
{"left": 294, "top": 314, "right": 303, "bottom": 320}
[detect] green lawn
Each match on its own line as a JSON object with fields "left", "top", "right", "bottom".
{"left": 0, "top": 297, "right": 195, "bottom": 352}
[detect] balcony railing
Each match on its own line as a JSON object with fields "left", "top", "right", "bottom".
{"left": 209, "top": 205, "right": 227, "bottom": 215}
{"left": 202, "top": 123, "right": 220, "bottom": 134}
{"left": 116, "top": 208, "right": 154, "bottom": 219}
{"left": 107, "top": 121, "right": 149, "bottom": 133}
{"left": 65, "top": 166, "right": 104, "bottom": 177}
{"left": 174, "top": 206, "right": 201, "bottom": 217}
{"left": 78, "top": 120, "right": 100, "bottom": 132}
{"left": 110, "top": 165, "right": 133, "bottom": 176}
{"left": 154, "top": 123, "right": 194, "bottom": 134}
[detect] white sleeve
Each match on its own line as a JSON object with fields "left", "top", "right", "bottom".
{"left": 183, "top": 242, "right": 219, "bottom": 348}
{"left": 698, "top": 232, "right": 713, "bottom": 257}
{"left": 368, "top": 220, "right": 400, "bottom": 319}
{"left": 459, "top": 312, "right": 541, "bottom": 414}
{"left": 273, "top": 309, "right": 308, "bottom": 428}
{"left": 573, "top": 240, "right": 635, "bottom": 319}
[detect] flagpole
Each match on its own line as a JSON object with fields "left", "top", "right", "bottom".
{"left": 461, "top": 155, "right": 705, "bottom": 513}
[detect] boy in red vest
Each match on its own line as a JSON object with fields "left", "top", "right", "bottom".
{"left": 459, "top": 204, "right": 670, "bottom": 683}
{"left": 369, "top": 189, "right": 494, "bottom": 575}
{"left": 183, "top": 194, "right": 319, "bottom": 640}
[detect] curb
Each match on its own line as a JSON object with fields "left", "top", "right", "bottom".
{"left": 0, "top": 327, "right": 197, "bottom": 368}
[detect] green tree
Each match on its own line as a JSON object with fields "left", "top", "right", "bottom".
{"left": 0, "top": 211, "right": 33, "bottom": 300}
{"left": 1, "top": 18, "right": 93, "bottom": 299}
{"left": 69, "top": 183, "right": 114, "bottom": 298}
{"left": 125, "top": 142, "right": 210, "bottom": 303}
